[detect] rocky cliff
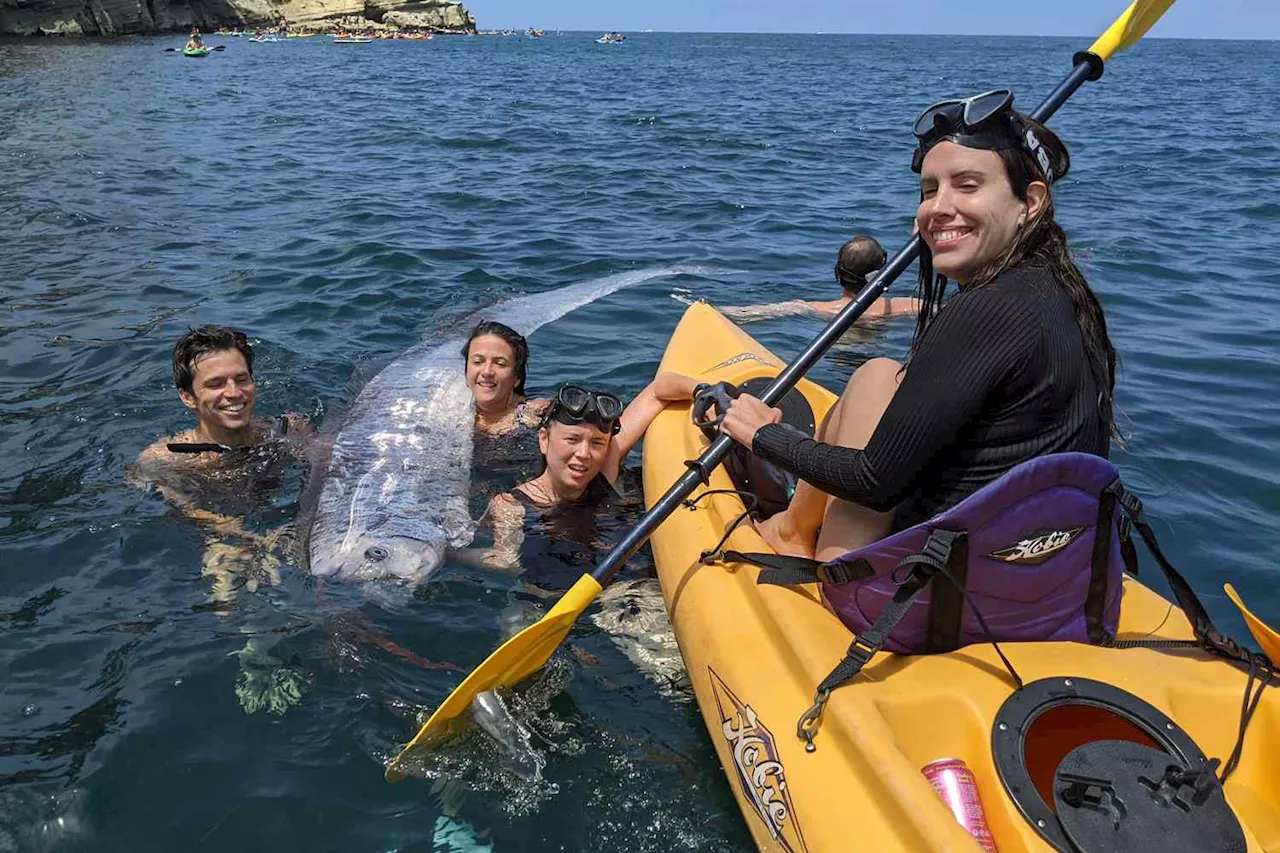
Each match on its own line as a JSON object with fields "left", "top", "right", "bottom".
{"left": 0, "top": 0, "right": 474, "bottom": 35}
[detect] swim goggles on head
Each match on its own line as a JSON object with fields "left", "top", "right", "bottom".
{"left": 543, "top": 384, "right": 623, "bottom": 434}
{"left": 910, "top": 89, "right": 1055, "bottom": 183}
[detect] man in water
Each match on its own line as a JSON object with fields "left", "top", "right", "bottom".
{"left": 132, "top": 326, "right": 312, "bottom": 603}
{"left": 680, "top": 235, "right": 921, "bottom": 323}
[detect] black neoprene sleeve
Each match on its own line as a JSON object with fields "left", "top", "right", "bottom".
{"left": 751, "top": 283, "right": 1041, "bottom": 511}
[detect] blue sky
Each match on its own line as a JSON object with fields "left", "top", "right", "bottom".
{"left": 467, "top": 1, "right": 1278, "bottom": 41}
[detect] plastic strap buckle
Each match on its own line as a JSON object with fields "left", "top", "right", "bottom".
{"left": 846, "top": 630, "right": 883, "bottom": 671}
{"left": 921, "top": 528, "right": 960, "bottom": 567}
{"left": 1108, "top": 481, "right": 1146, "bottom": 525}
{"left": 818, "top": 559, "right": 874, "bottom": 585}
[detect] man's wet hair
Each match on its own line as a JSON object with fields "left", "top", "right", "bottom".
{"left": 173, "top": 326, "right": 254, "bottom": 394}
{"left": 835, "top": 235, "right": 888, "bottom": 293}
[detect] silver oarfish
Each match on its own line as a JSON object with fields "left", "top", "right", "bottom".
{"left": 306, "top": 267, "right": 709, "bottom": 581}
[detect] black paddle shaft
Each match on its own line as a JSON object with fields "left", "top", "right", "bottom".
{"left": 590, "top": 54, "right": 1104, "bottom": 588}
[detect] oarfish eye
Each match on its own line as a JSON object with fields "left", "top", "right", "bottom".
{"left": 365, "top": 546, "right": 389, "bottom": 561}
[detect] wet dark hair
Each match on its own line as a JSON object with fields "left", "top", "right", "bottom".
{"left": 462, "top": 321, "right": 528, "bottom": 396}
{"left": 172, "top": 326, "right": 253, "bottom": 395}
{"left": 912, "top": 115, "right": 1116, "bottom": 434}
{"left": 835, "top": 235, "right": 888, "bottom": 293}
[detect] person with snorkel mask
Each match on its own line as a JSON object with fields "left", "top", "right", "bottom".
{"left": 469, "top": 373, "right": 699, "bottom": 581}
{"left": 718, "top": 90, "right": 1117, "bottom": 562}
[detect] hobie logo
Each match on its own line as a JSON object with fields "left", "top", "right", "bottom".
{"left": 709, "top": 668, "right": 808, "bottom": 853}
{"left": 989, "top": 527, "right": 1086, "bottom": 565}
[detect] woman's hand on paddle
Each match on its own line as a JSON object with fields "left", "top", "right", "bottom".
{"left": 719, "top": 393, "right": 783, "bottom": 448}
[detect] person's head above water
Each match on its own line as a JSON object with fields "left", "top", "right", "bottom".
{"left": 172, "top": 325, "right": 256, "bottom": 439}
{"left": 910, "top": 88, "right": 1114, "bottom": 425}
{"left": 835, "top": 235, "right": 888, "bottom": 295}
{"left": 462, "top": 321, "right": 528, "bottom": 413}
{"left": 911, "top": 88, "right": 1069, "bottom": 287}
{"left": 533, "top": 384, "right": 623, "bottom": 500}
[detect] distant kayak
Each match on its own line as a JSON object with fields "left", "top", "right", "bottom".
{"left": 333, "top": 37, "right": 373, "bottom": 44}
{"left": 182, "top": 47, "right": 211, "bottom": 57}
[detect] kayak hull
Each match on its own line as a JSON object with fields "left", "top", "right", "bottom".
{"left": 644, "top": 301, "right": 1280, "bottom": 852}
{"left": 182, "top": 48, "right": 210, "bottom": 57}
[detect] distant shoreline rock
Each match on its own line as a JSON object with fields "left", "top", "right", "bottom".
{"left": 0, "top": 0, "right": 475, "bottom": 37}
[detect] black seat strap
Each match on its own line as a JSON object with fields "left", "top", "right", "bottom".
{"left": 926, "top": 531, "right": 968, "bottom": 653}
{"left": 1106, "top": 483, "right": 1264, "bottom": 665}
{"left": 735, "top": 551, "right": 875, "bottom": 586}
{"left": 1118, "top": 515, "right": 1139, "bottom": 578}
{"left": 1103, "top": 481, "right": 1274, "bottom": 784}
{"left": 1086, "top": 483, "right": 1118, "bottom": 644}
{"left": 796, "top": 528, "right": 1028, "bottom": 752}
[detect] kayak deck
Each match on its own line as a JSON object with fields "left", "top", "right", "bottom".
{"left": 644, "top": 302, "right": 1280, "bottom": 852}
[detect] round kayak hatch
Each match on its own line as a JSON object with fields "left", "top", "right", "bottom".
{"left": 990, "top": 676, "right": 1232, "bottom": 852}
{"left": 1054, "top": 740, "right": 1246, "bottom": 853}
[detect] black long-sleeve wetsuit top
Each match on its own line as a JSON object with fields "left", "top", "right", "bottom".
{"left": 752, "top": 264, "right": 1110, "bottom": 531}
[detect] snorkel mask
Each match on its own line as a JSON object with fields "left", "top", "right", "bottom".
{"left": 910, "top": 89, "right": 1056, "bottom": 184}
{"left": 541, "top": 384, "right": 623, "bottom": 435}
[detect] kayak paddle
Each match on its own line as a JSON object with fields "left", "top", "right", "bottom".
{"left": 1225, "top": 584, "right": 1280, "bottom": 664}
{"left": 385, "top": 0, "right": 1177, "bottom": 783}
{"left": 165, "top": 45, "right": 226, "bottom": 52}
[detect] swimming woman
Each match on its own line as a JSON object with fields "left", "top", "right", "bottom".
{"left": 462, "top": 321, "right": 551, "bottom": 435}
{"left": 719, "top": 90, "right": 1116, "bottom": 562}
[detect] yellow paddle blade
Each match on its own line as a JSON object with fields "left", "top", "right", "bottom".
{"left": 385, "top": 572, "right": 604, "bottom": 783}
{"left": 1224, "top": 583, "right": 1280, "bottom": 665}
{"left": 1087, "top": 0, "right": 1176, "bottom": 62}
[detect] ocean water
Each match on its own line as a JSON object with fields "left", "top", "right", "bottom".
{"left": 2, "top": 31, "right": 1280, "bottom": 851}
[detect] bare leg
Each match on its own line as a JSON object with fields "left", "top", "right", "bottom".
{"left": 753, "top": 389, "right": 848, "bottom": 558}
{"left": 756, "top": 358, "right": 902, "bottom": 560}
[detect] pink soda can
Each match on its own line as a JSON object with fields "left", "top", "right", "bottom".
{"left": 922, "top": 757, "right": 999, "bottom": 853}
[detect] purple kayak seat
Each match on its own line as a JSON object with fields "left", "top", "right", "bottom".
{"left": 819, "top": 451, "right": 1125, "bottom": 654}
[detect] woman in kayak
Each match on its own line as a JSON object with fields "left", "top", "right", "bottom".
{"left": 184, "top": 29, "right": 205, "bottom": 51}
{"left": 462, "top": 321, "right": 551, "bottom": 436}
{"left": 471, "top": 374, "right": 699, "bottom": 580}
{"left": 720, "top": 90, "right": 1116, "bottom": 561}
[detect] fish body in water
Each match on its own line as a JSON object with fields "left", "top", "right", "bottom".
{"left": 306, "top": 267, "right": 710, "bottom": 581}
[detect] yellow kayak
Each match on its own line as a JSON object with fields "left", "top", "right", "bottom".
{"left": 644, "top": 301, "right": 1280, "bottom": 853}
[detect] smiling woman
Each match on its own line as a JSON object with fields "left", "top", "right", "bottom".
{"left": 462, "top": 321, "right": 552, "bottom": 435}
{"left": 719, "top": 90, "right": 1117, "bottom": 562}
